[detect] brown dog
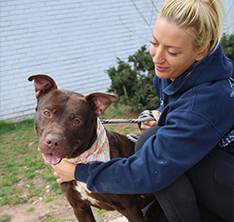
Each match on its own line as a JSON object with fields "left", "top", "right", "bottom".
{"left": 29, "top": 74, "right": 159, "bottom": 222}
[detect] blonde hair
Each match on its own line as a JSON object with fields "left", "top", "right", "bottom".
{"left": 157, "top": 0, "right": 224, "bottom": 53}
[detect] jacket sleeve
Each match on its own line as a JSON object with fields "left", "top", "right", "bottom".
{"left": 74, "top": 111, "right": 221, "bottom": 194}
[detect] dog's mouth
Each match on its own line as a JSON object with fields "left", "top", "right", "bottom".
{"left": 42, "top": 153, "right": 62, "bottom": 165}
{"left": 38, "top": 147, "right": 62, "bottom": 165}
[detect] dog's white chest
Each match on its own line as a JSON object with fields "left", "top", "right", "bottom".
{"left": 75, "top": 183, "right": 99, "bottom": 206}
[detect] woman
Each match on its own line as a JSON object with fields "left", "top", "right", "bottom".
{"left": 52, "top": 0, "right": 234, "bottom": 221}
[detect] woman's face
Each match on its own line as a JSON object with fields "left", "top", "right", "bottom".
{"left": 150, "top": 18, "right": 206, "bottom": 81}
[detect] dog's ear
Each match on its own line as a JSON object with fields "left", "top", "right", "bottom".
{"left": 85, "top": 93, "right": 118, "bottom": 116}
{"left": 28, "top": 74, "right": 58, "bottom": 99}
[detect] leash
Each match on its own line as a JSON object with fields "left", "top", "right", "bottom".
{"left": 100, "top": 116, "right": 155, "bottom": 124}
{"left": 101, "top": 110, "right": 156, "bottom": 140}
{"left": 100, "top": 112, "right": 155, "bottom": 144}
{"left": 100, "top": 115, "right": 155, "bottom": 144}
{"left": 100, "top": 110, "right": 156, "bottom": 125}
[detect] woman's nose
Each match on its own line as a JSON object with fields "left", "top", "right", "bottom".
{"left": 150, "top": 45, "right": 165, "bottom": 63}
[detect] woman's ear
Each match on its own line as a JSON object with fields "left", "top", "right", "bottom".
{"left": 195, "top": 43, "right": 210, "bottom": 61}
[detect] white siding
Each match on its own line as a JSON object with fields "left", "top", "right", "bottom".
{"left": 223, "top": 0, "right": 234, "bottom": 34}
{"left": 0, "top": 0, "right": 164, "bottom": 121}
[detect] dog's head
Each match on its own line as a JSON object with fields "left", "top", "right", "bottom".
{"left": 28, "top": 74, "right": 118, "bottom": 165}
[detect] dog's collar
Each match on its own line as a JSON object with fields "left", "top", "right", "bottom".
{"left": 65, "top": 118, "right": 110, "bottom": 164}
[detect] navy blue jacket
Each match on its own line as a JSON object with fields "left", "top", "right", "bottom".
{"left": 75, "top": 44, "right": 234, "bottom": 194}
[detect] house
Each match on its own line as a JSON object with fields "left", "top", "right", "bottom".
{"left": 0, "top": 0, "right": 233, "bottom": 121}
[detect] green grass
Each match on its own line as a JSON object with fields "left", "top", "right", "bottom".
{"left": 0, "top": 214, "right": 11, "bottom": 222}
{"left": 0, "top": 119, "right": 62, "bottom": 206}
{"left": 26, "top": 207, "right": 35, "bottom": 212}
{"left": 0, "top": 119, "right": 34, "bottom": 135}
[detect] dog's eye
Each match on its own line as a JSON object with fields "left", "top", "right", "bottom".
{"left": 72, "top": 118, "right": 80, "bottom": 125}
{"left": 44, "top": 110, "right": 51, "bottom": 117}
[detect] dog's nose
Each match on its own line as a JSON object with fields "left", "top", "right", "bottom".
{"left": 45, "top": 134, "right": 62, "bottom": 148}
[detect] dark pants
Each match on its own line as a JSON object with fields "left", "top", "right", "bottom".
{"left": 135, "top": 126, "right": 234, "bottom": 222}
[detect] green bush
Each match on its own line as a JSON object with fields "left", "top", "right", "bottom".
{"left": 107, "top": 33, "right": 234, "bottom": 111}
{"left": 221, "top": 33, "right": 234, "bottom": 78}
{"left": 106, "top": 45, "right": 160, "bottom": 111}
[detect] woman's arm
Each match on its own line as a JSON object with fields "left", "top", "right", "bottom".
{"left": 53, "top": 111, "right": 221, "bottom": 194}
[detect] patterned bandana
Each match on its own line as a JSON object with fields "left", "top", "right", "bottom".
{"left": 65, "top": 118, "right": 110, "bottom": 193}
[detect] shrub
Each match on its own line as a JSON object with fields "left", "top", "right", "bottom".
{"left": 221, "top": 33, "right": 234, "bottom": 78}
{"left": 106, "top": 45, "right": 160, "bottom": 111}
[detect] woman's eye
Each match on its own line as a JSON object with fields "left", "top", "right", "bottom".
{"left": 168, "top": 51, "right": 178, "bottom": 56}
{"left": 44, "top": 110, "right": 51, "bottom": 116}
{"left": 150, "top": 41, "right": 158, "bottom": 46}
{"left": 73, "top": 118, "right": 80, "bottom": 125}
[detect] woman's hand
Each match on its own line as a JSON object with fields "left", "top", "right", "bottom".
{"left": 52, "top": 159, "right": 76, "bottom": 184}
{"left": 141, "top": 111, "right": 161, "bottom": 132}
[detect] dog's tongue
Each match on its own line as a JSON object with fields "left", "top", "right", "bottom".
{"left": 42, "top": 153, "right": 61, "bottom": 165}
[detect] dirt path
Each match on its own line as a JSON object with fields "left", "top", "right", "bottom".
{"left": 0, "top": 196, "right": 125, "bottom": 222}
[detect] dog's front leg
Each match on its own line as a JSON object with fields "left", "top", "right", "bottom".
{"left": 60, "top": 181, "right": 96, "bottom": 222}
